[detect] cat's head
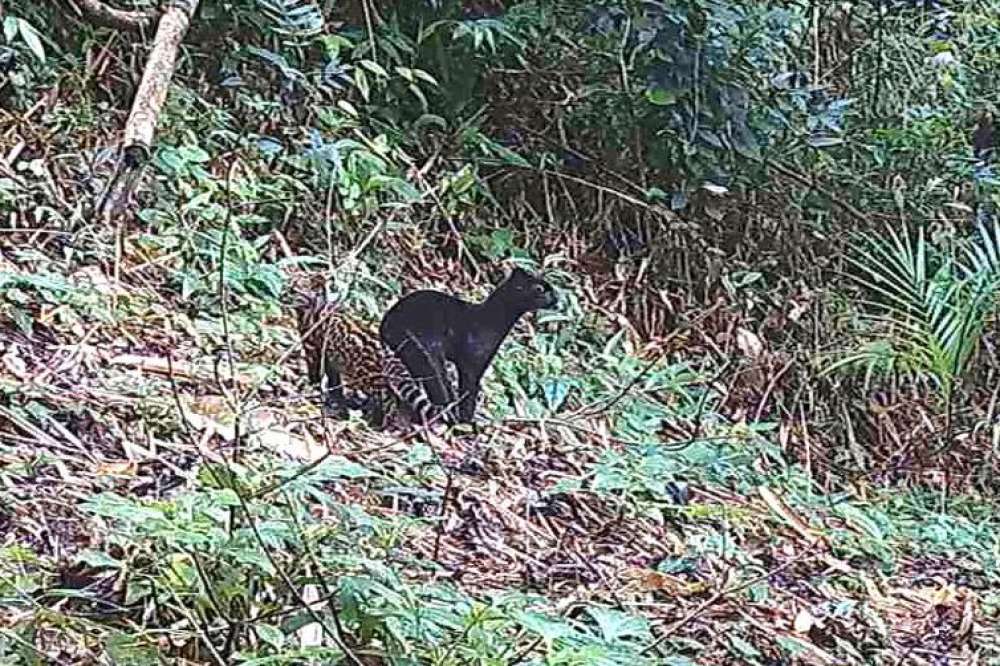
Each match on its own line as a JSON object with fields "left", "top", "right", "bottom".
{"left": 502, "top": 267, "right": 558, "bottom": 312}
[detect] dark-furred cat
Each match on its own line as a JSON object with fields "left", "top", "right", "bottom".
{"left": 294, "top": 290, "right": 439, "bottom": 427}
{"left": 379, "top": 267, "right": 557, "bottom": 425}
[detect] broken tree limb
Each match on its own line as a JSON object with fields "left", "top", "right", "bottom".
{"left": 96, "top": 0, "right": 199, "bottom": 223}
{"left": 122, "top": 0, "right": 197, "bottom": 151}
{"left": 63, "top": 0, "right": 160, "bottom": 33}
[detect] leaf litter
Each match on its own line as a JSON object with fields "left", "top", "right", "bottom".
{"left": 2, "top": 256, "right": 998, "bottom": 664}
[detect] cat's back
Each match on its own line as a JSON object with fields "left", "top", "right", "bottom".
{"left": 295, "top": 293, "right": 385, "bottom": 389}
{"left": 380, "top": 289, "right": 469, "bottom": 343}
{"left": 393, "top": 288, "right": 448, "bottom": 304}
{"left": 386, "top": 289, "right": 471, "bottom": 318}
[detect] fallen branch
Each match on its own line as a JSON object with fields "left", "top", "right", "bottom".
{"left": 63, "top": 0, "right": 159, "bottom": 32}
{"left": 643, "top": 538, "right": 828, "bottom": 656}
{"left": 96, "top": 0, "right": 199, "bottom": 222}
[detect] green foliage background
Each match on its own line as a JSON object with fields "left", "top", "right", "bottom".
{"left": 1, "top": 0, "right": 1000, "bottom": 664}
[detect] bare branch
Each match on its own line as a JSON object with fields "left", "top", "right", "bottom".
{"left": 63, "top": 0, "right": 159, "bottom": 33}
{"left": 96, "top": 0, "right": 199, "bottom": 222}
{"left": 122, "top": 1, "right": 197, "bottom": 150}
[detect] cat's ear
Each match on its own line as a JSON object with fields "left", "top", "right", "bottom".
{"left": 508, "top": 265, "right": 534, "bottom": 282}
{"left": 484, "top": 262, "right": 506, "bottom": 285}
{"left": 287, "top": 270, "right": 331, "bottom": 308}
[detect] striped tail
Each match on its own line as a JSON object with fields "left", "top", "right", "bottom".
{"left": 382, "top": 350, "right": 457, "bottom": 426}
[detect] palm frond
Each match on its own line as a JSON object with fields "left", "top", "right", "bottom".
{"left": 255, "top": 0, "right": 324, "bottom": 38}
{"left": 961, "top": 217, "right": 1000, "bottom": 279}
{"left": 845, "top": 225, "right": 927, "bottom": 317}
{"left": 830, "top": 222, "right": 1000, "bottom": 399}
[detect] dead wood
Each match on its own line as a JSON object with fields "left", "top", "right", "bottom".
{"left": 64, "top": 0, "right": 159, "bottom": 33}
{"left": 96, "top": 0, "right": 199, "bottom": 223}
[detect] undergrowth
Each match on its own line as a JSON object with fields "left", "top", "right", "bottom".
{"left": 2, "top": 0, "right": 1000, "bottom": 664}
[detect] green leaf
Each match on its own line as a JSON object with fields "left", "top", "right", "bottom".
{"left": 411, "top": 68, "right": 439, "bottom": 87}
{"left": 105, "top": 632, "right": 160, "bottom": 666}
{"left": 322, "top": 457, "right": 374, "bottom": 478}
{"left": 3, "top": 17, "right": 17, "bottom": 43}
{"left": 414, "top": 114, "right": 447, "bottom": 132}
{"left": 157, "top": 148, "right": 185, "bottom": 173}
{"left": 645, "top": 88, "right": 677, "bottom": 106}
{"left": 337, "top": 100, "right": 359, "bottom": 117}
{"left": 496, "top": 146, "right": 531, "bottom": 168}
{"left": 645, "top": 187, "right": 668, "bottom": 201}
{"left": 179, "top": 145, "right": 211, "bottom": 163}
{"left": 17, "top": 19, "right": 45, "bottom": 63}
{"left": 358, "top": 59, "right": 388, "bottom": 78}
{"left": 215, "top": 488, "right": 242, "bottom": 507}
{"left": 588, "top": 607, "right": 650, "bottom": 643}
{"left": 835, "top": 503, "right": 886, "bottom": 541}
{"left": 543, "top": 378, "right": 571, "bottom": 410}
{"left": 10, "top": 306, "right": 32, "bottom": 335}
{"left": 244, "top": 45, "right": 299, "bottom": 79}
{"left": 256, "top": 623, "right": 285, "bottom": 650}
{"left": 728, "top": 634, "right": 761, "bottom": 657}
{"left": 776, "top": 635, "right": 814, "bottom": 656}
{"left": 514, "top": 610, "right": 574, "bottom": 642}
{"left": 83, "top": 493, "right": 167, "bottom": 524}
{"left": 418, "top": 19, "right": 451, "bottom": 44}
{"left": 353, "top": 68, "right": 370, "bottom": 102}
{"left": 75, "top": 549, "right": 123, "bottom": 569}
{"left": 808, "top": 135, "right": 843, "bottom": 148}
{"left": 408, "top": 83, "right": 428, "bottom": 112}
{"left": 320, "top": 34, "right": 351, "bottom": 59}
{"left": 256, "top": 0, "right": 324, "bottom": 37}
{"left": 183, "top": 191, "right": 213, "bottom": 213}
{"left": 407, "top": 442, "right": 433, "bottom": 465}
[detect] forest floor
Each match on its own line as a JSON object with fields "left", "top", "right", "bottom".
{"left": 1, "top": 5, "right": 1000, "bottom": 662}
{"left": 3, "top": 230, "right": 999, "bottom": 664}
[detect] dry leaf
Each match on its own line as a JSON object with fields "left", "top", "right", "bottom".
{"left": 788, "top": 299, "right": 809, "bottom": 322}
{"left": 1, "top": 346, "right": 28, "bottom": 379}
{"left": 929, "top": 583, "right": 958, "bottom": 607}
{"left": 95, "top": 461, "right": 138, "bottom": 476}
{"left": 758, "top": 485, "right": 826, "bottom": 546}
{"left": 72, "top": 266, "right": 127, "bottom": 297}
{"left": 255, "top": 427, "right": 325, "bottom": 462}
{"left": 704, "top": 202, "right": 726, "bottom": 221}
{"left": 793, "top": 608, "right": 816, "bottom": 633}
{"left": 958, "top": 595, "right": 975, "bottom": 640}
{"left": 109, "top": 354, "right": 256, "bottom": 385}
{"left": 822, "top": 555, "right": 852, "bottom": 574}
{"left": 298, "top": 584, "right": 324, "bottom": 648}
{"left": 182, "top": 395, "right": 236, "bottom": 441}
{"left": 623, "top": 568, "right": 709, "bottom": 596}
{"left": 110, "top": 353, "right": 200, "bottom": 381}
{"left": 779, "top": 421, "right": 791, "bottom": 448}
{"left": 735, "top": 327, "right": 764, "bottom": 358}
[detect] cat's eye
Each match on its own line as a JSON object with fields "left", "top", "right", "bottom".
{"left": 533, "top": 284, "right": 546, "bottom": 294}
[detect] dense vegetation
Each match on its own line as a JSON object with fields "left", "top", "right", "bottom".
{"left": 1, "top": 0, "right": 999, "bottom": 663}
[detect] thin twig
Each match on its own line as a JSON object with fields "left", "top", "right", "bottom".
{"left": 642, "top": 539, "right": 826, "bottom": 655}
